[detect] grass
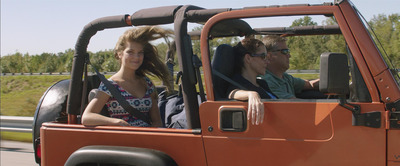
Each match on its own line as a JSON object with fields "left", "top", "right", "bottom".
{"left": 1, "top": 75, "right": 70, "bottom": 116}
{"left": 1, "top": 131, "right": 33, "bottom": 143}
{"left": 292, "top": 73, "right": 319, "bottom": 80}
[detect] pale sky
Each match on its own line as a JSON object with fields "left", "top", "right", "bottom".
{"left": 1, "top": 0, "right": 399, "bottom": 56}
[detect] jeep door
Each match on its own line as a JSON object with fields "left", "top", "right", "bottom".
{"left": 199, "top": 2, "right": 387, "bottom": 165}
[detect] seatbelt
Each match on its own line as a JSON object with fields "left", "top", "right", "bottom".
{"left": 87, "top": 59, "right": 152, "bottom": 125}
{"left": 193, "top": 55, "right": 206, "bottom": 103}
{"left": 213, "top": 70, "right": 247, "bottom": 90}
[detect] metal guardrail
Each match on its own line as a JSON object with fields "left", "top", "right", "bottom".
{"left": 1, "top": 72, "right": 117, "bottom": 76}
{"left": 0, "top": 116, "right": 33, "bottom": 133}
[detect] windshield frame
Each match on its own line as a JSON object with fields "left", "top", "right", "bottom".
{"left": 350, "top": 1, "right": 400, "bottom": 87}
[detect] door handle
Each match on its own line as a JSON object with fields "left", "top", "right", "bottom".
{"left": 219, "top": 106, "right": 247, "bottom": 132}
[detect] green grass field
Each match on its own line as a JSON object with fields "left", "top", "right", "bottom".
{"left": 1, "top": 75, "right": 70, "bottom": 116}
{"left": 1, "top": 131, "right": 33, "bottom": 142}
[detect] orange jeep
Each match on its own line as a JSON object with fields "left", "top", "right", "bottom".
{"left": 33, "top": 0, "right": 400, "bottom": 165}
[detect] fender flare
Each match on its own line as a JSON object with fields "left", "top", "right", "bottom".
{"left": 64, "top": 145, "right": 177, "bottom": 166}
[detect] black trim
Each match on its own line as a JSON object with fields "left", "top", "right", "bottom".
{"left": 65, "top": 146, "right": 177, "bottom": 166}
{"left": 386, "top": 99, "right": 400, "bottom": 112}
{"left": 131, "top": 5, "right": 182, "bottom": 26}
{"left": 219, "top": 107, "right": 247, "bottom": 132}
{"left": 174, "top": 5, "right": 203, "bottom": 129}
{"left": 390, "top": 112, "right": 400, "bottom": 129}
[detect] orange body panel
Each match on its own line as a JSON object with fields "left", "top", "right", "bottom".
{"left": 375, "top": 70, "right": 400, "bottom": 103}
{"left": 40, "top": 123, "right": 206, "bottom": 166}
{"left": 199, "top": 101, "right": 387, "bottom": 165}
{"left": 388, "top": 130, "right": 400, "bottom": 165}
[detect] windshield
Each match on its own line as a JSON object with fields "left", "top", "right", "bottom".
{"left": 352, "top": 2, "right": 400, "bottom": 86}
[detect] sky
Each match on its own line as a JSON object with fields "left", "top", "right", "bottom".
{"left": 1, "top": 0, "right": 399, "bottom": 56}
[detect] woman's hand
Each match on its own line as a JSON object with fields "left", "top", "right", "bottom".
{"left": 247, "top": 91, "right": 264, "bottom": 125}
{"left": 229, "top": 89, "right": 265, "bottom": 125}
{"left": 113, "top": 118, "right": 130, "bottom": 126}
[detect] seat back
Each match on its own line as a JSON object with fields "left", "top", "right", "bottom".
{"left": 211, "top": 44, "right": 236, "bottom": 100}
{"left": 87, "top": 89, "right": 110, "bottom": 117}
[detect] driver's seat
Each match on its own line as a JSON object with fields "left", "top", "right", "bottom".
{"left": 211, "top": 44, "right": 236, "bottom": 100}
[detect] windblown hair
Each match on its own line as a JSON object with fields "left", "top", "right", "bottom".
{"left": 262, "top": 35, "right": 287, "bottom": 52}
{"left": 233, "top": 38, "right": 264, "bottom": 74}
{"left": 114, "top": 26, "right": 174, "bottom": 91}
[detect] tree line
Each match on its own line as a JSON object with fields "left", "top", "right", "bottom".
{"left": 1, "top": 14, "right": 399, "bottom": 73}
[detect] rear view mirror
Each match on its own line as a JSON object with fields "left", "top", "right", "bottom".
{"left": 319, "top": 52, "right": 349, "bottom": 95}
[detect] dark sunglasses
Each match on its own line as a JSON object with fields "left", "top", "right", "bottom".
{"left": 250, "top": 52, "right": 267, "bottom": 60}
{"left": 272, "top": 49, "right": 290, "bottom": 55}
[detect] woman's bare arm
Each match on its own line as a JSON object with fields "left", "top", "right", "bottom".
{"left": 81, "top": 91, "right": 130, "bottom": 126}
{"left": 229, "top": 89, "right": 264, "bottom": 125}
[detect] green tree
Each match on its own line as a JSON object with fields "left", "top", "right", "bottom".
{"left": 57, "top": 49, "right": 75, "bottom": 72}
{"left": 287, "top": 16, "right": 321, "bottom": 69}
{"left": 287, "top": 16, "right": 346, "bottom": 69}
{"left": 2, "top": 52, "right": 24, "bottom": 73}
{"left": 100, "top": 49, "right": 119, "bottom": 72}
{"left": 191, "top": 26, "right": 239, "bottom": 60}
{"left": 39, "top": 53, "right": 58, "bottom": 73}
{"left": 323, "top": 17, "right": 346, "bottom": 54}
{"left": 369, "top": 14, "right": 400, "bottom": 68}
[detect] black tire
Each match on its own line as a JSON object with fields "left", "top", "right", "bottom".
{"left": 65, "top": 146, "right": 178, "bottom": 166}
{"left": 32, "top": 79, "right": 70, "bottom": 164}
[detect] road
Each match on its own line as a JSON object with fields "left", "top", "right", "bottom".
{"left": 1, "top": 140, "right": 37, "bottom": 166}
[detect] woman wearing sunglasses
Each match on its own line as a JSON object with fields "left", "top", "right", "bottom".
{"left": 227, "top": 38, "right": 277, "bottom": 126}
{"left": 262, "top": 35, "right": 319, "bottom": 99}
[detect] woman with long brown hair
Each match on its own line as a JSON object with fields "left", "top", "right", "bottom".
{"left": 82, "top": 26, "right": 173, "bottom": 127}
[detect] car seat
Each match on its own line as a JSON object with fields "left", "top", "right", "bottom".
{"left": 211, "top": 44, "right": 236, "bottom": 100}
{"left": 87, "top": 89, "right": 110, "bottom": 117}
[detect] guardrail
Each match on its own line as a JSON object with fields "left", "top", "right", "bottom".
{"left": 0, "top": 116, "right": 33, "bottom": 133}
{"left": 1, "top": 72, "right": 117, "bottom": 76}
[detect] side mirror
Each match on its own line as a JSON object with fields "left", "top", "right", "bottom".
{"left": 319, "top": 52, "right": 349, "bottom": 95}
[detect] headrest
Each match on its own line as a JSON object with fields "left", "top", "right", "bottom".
{"left": 212, "top": 44, "right": 235, "bottom": 77}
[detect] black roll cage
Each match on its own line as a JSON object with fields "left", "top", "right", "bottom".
{"left": 67, "top": 2, "right": 342, "bottom": 129}
{"left": 67, "top": 5, "right": 231, "bottom": 128}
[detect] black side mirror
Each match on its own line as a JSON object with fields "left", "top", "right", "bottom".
{"left": 319, "top": 52, "right": 349, "bottom": 95}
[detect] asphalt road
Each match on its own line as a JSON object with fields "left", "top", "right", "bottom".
{"left": 1, "top": 140, "right": 37, "bottom": 166}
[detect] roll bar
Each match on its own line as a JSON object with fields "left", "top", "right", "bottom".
{"left": 67, "top": 5, "right": 229, "bottom": 126}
